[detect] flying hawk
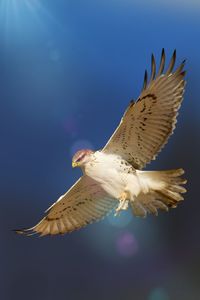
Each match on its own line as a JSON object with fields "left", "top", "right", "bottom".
{"left": 16, "top": 49, "right": 187, "bottom": 236}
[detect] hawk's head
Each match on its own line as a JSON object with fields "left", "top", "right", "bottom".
{"left": 72, "top": 149, "right": 94, "bottom": 168}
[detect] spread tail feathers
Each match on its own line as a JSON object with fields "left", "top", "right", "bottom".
{"left": 131, "top": 168, "right": 187, "bottom": 217}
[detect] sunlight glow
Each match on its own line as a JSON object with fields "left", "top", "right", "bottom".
{"left": 0, "top": 0, "right": 60, "bottom": 43}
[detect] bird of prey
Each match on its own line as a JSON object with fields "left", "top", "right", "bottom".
{"left": 16, "top": 49, "right": 187, "bottom": 236}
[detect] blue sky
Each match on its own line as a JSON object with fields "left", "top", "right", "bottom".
{"left": 0, "top": 1, "right": 200, "bottom": 300}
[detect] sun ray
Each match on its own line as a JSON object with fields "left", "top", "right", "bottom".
{"left": 24, "top": 0, "right": 61, "bottom": 31}
{"left": 0, "top": 0, "right": 61, "bottom": 44}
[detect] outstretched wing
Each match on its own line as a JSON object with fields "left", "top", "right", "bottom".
{"left": 15, "top": 176, "right": 116, "bottom": 236}
{"left": 103, "top": 49, "right": 186, "bottom": 169}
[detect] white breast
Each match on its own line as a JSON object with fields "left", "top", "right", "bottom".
{"left": 84, "top": 151, "right": 132, "bottom": 199}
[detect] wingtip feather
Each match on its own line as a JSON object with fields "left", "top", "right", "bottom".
{"left": 13, "top": 228, "right": 37, "bottom": 236}
{"left": 143, "top": 69, "right": 148, "bottom": 90}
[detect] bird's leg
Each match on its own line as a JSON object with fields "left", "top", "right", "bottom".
{"left": 115, "top": 191, "right": 130, "bottom": 216}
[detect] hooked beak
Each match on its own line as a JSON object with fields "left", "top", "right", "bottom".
{"left": 72, "top": 161, "right": 78, "bottom": 168}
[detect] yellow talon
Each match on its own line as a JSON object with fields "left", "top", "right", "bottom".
{"left": 119, "top": 191, "right": 129, "bottom": 201}
{"left": 115, "top": 191, "right": 130, "bottom": 216}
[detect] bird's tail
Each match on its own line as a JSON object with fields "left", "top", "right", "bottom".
{"left": 131, "top": 168, "right": 187, "bottom": 217}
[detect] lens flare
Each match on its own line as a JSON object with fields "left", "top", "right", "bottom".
{"left": 49, "top": 49, "right": 60, "bottom": 62}
{"left": 148, "top": 287, "right": 169, "bottom": 300}
{"left": 107, "top": 209, "right": 132, "bottom": 228}
{"left": 116, "top": 231, "right": 138, "bottom": 257}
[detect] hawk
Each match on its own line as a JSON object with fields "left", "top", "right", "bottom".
{"left": 16, "top": 49, "right": 187, "bottom": 236}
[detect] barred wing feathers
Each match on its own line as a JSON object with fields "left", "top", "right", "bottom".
{"left": 15, "top": 176, "right": 116, "bottom": 236}
{"left": 103, "top": 49, "right": 186, "bottom": 169}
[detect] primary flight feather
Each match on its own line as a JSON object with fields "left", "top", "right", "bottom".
{"left": 16, "top": 49, "right": 187, "bottom": 236}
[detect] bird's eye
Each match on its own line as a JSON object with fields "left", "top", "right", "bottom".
{"left": 76, "top": 153, "right": 85, "bottom": 162}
